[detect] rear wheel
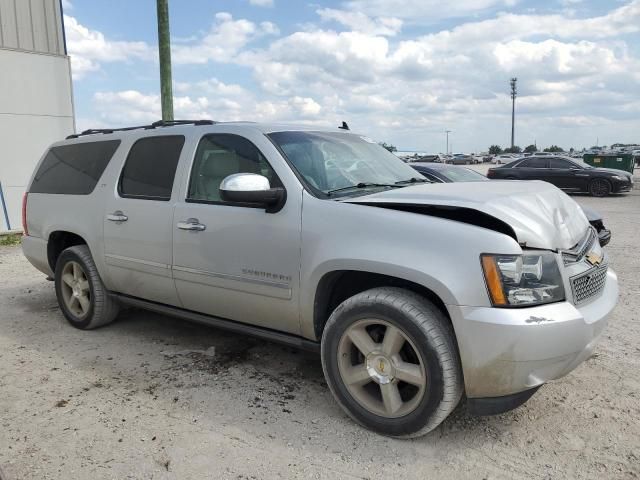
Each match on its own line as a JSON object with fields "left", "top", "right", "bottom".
{"left": 55, "top": 245, "right": 119, "bottom": 329}
{"left": 589, "top": 178, "right": 611, "bottom": 197}
{"left": 321, "top": 287, "right": 463, "bottom": 437}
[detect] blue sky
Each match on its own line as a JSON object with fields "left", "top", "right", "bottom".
{"left": 63, "top": 0, "right": 640, "bottom": 152}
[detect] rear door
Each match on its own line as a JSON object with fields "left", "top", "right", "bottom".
{"left": 102, "top": 135, "right": 186, "bottom": 305}
{"left": 171, "top": 133, "right": 302, "bottom": 334}
{"left": 513, "top": 157, "right": 550, "bottom": 181}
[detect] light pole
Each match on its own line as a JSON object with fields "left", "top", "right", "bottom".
{"left": 510, "top": 77, "right": 517, "bottom": 149}
{"left": 445, "top": 129, "right": 452, "bottom": 154}
{"left": 157, "top": 0, "right": 174, "bottom": 121}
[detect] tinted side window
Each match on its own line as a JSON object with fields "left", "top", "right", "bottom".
{"left": 30, "top": 140, "right": 121, "bottom": 195}
{"left": 187, "top": 134, "right": 280, "bottom": 203}
{"left": 119, "top": 136, "right": 185, "bottom": 200}
{"left": 549, "top": 158, "right": 573, "bottom": 169}
{"left": 518, "top": 158, "right": 547, "bottom": 168}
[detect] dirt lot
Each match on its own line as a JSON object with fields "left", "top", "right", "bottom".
{"left": 1, "top": 188, "right": 639, "bottom": 480}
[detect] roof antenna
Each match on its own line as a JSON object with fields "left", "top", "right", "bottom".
{"left": 339, "top": 121, "right": 350, "bottom": 130}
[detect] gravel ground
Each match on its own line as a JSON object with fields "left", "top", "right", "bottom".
{"left": 0, "top": 187, "right": 639, "bottom": 479}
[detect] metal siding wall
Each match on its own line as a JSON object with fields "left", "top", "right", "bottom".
{"left": 0, "top": 41, "right": 74, "bottom": 232}
{"left": 30, "top": 0, "right": 49, "bottom": 52}
{"left": 44, "top": 0, "right": 58, "bottom": 53}
{"left": 15, "top": 0, "right": 34, "bottom": 51}
{"left": 0, "top": 0, "right": 63, "bottom": 54}
{"left": 0, "top": 0, "right": 19, "bottom": 49}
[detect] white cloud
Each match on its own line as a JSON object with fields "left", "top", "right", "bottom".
{"left": 317, "top": 8, "right": 402, "bottom": 36}
{"left": 172, "top": 12, "right": 279, "bottom": 64}
{"left": 64, "top": 15, "right": 153, "bottom": 79}
{"left": 249, "top": 0, "right": 274, "bottom": 7}
{"left": 61, "top": 0, "right": 73, "bottom": 10}
{"left": 91, "top": 87, "right": 329, "bottom": 127}
{"left": 343, "top": 0, "right": 519, "bottom": 22}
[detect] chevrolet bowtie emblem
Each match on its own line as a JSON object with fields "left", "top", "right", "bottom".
{"left": 586, "top": 252, "right": 603, "bottom": 266}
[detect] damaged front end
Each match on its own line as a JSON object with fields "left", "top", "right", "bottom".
{"left": 344, "top": 181, "right": 617, "bottom": 412}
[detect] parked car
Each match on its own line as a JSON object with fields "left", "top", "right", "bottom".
{"left": 410, "top": 163, "right": 611, "bottom": 247}
{"left": 492, "top": 154, "right": 518, "bottom": 164}
{"left": 22, "top": 120, "right": 618, "bottom": 437}
{"left": 410, "top": 162, "right": 487, "bottom": 183}
{"left": 412, "top": 154, "right": 444, "bottom": 163}
{"left": 487, "top": 156, "right": 633, "bottom": 197}
{"left": 447, "top": 154, "right": 474, "bottom": 165}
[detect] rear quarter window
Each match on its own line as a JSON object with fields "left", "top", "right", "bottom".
{"left": 29, "top": 140, "right": 121, "bottom": 195}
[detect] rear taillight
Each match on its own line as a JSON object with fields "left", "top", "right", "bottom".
{"left": 487, "top": 169, "right": 495, "bottom": 178}
{"left": 22, "top": 192, "right": 28, "bottom": 236}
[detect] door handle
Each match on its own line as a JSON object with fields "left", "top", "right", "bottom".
{"left": 107, "top": 211, "right": 128, "bottom": 222}
{"left": 177, "top": 218, "right": 206, "bottom": 231}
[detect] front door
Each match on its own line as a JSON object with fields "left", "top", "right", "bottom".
{"left": 103, "top": 135, "right": 186, "bottom": 306}
{"left": 548, "top": 157, "right": 583, "bottom": 190}
{"left": 172, "top": 133, "right": 302, "bottom": 334}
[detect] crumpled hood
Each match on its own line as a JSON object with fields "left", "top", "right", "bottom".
{"left": 345, "top": 180, "right": 589, "bottom": 250}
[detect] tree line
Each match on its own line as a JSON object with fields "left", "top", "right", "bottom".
{"left": 488, "top": 144, "right": 568, "bottom": 155}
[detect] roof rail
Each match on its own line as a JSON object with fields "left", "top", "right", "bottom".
{"left": 150, "top": 119, "right": 215, "bottom": 128}
{"left": 66, "top": 119, "right": 217, "bottom": 139}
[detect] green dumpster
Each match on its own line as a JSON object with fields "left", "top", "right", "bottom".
{"left": 583, "top": 153, "right": 635, "bottom": 174}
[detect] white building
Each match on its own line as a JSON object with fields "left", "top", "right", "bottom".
{"left": 0, "top": 0, "right": 74, "bottom": 232}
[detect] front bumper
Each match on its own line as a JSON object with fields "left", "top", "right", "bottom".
{"left": 612, "top": 178, "right": 633, "bottom": 193}
{"left": 447, "top": 269, "right": 618, "bottom": 399}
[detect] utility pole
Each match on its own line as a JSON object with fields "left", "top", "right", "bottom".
{"left": 510, "top": 77, "right": 517, "bottom": 149}
{"left": 157, "top": 0, "right": 174, "bottom": 121}
{"left": 445, "top": 129, "right": 452, "bottom": 154}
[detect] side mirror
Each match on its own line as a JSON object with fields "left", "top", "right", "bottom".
{"left": 220, "top": 173, "right": 285, "bottom": 211}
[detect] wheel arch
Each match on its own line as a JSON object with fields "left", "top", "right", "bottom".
{"left": 312, "top": 269, "right": 453, "bottom": 342}
{"left": 47, "top": 231, "right": 88, "bottom": 272}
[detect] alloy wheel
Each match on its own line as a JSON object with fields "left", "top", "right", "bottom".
{"left": 60, "top": 261, "right": 91, "bottom": 318}
{"left": 337, "top": 319, "right": 427, "bottom": 418}
{"left": 590, "top": 179, "right": 610, "bottom": 197}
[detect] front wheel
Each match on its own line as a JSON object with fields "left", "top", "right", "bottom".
{"left": 589, "top": 178, "right": 611, "bottom": 197}
{"left": 321, "top": 288, "right": 463, "bottom": 437}
{"left": 55, "top": 245, "right": 119, "bottom": 329}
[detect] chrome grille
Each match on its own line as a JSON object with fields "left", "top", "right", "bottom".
{"left": 562, "top": 228, "right": 597, "bottom": 265}
{"left": 570, "top": 264, "right": 608, "bottom": 305}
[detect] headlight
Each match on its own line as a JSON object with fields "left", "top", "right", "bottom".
{"left": 610, "top": 175, "right": 624, "bottom": 181}
{"left": 481, "top": 252, "right": 565, "bottom": 307}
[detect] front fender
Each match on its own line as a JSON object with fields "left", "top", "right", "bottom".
{"left": 299, "top": 192, "right": 522, "bottom": 339}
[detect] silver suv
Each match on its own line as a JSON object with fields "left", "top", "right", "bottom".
{"left": 22, "top": 120, "right": 618, "bottom": 437}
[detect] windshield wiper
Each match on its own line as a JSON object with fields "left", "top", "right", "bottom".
{"left": 395, "top": 177, "right": 430, "bottom": 185}
{"left": 327, "top": 182, "right": 401, "bottom": 196}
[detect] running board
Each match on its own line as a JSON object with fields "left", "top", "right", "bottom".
{"left": 113, "top": 294, "right": 320, "bottom": 353}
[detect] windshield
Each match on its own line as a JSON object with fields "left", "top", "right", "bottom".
{"left": 440, "top": 167, "right": 488, "bottom": 182}
{"left": 269, "top": 131, "right": 425, "bottom": 196}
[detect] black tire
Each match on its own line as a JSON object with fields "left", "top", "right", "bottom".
{"left": 321, "top": 287, "right": 463, "bottom": 438}
{"left": 54, "top": 245, "right": 119, "bottom": 329}
{"left": 505, "top": 176, "right": 517, "bottom": 180}
{"left": 589, "top": 178, "right": 611, "bottom": 197}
